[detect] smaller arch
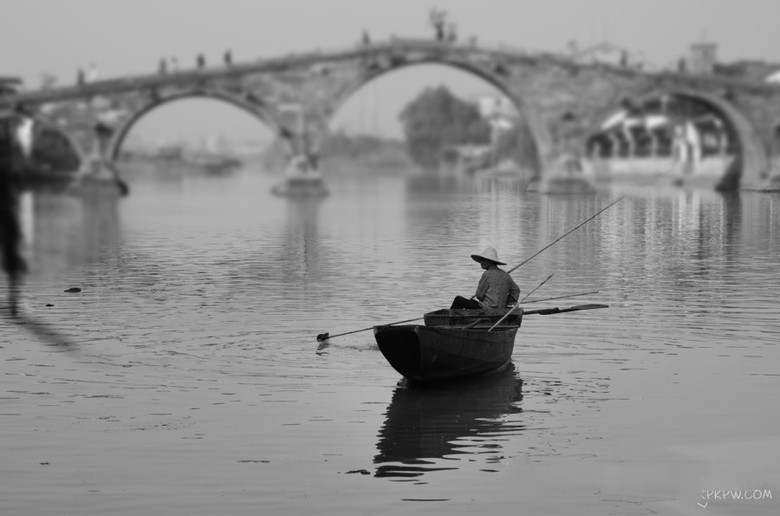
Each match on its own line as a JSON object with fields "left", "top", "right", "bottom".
{"left": 589, "top": 88, "right": 767, "bottom": 189}
{"left": 660, "top": 89, "right": 767, "bottom": 189}
{"left": 106, "top": 88, "right": 278, "bottom": 161}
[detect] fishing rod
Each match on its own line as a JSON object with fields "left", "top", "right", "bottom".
{"left": 488, "top": 273, "right": 554, "bottom": 331}
{"left": 519, "top": 273, "right": 554, "bottom": 303}
{"left": 520, "top": 290, "right": 599, "bottom": 304}
{"left": 507, "top": 196, "right": 624, "bottom": 274}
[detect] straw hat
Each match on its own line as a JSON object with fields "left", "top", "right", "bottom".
{"left": 471, "top": 247, "right": 506, "bottom": 265}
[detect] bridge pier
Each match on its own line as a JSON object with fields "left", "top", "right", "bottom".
{"left": 71, "top": 121, "right": 129, "bottom": 195}
{"left": 756, "top": 158, "right": 780, "bottom": 192}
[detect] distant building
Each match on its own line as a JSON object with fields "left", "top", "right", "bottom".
{"left": 1, "top": 76, "right": 22, "bottom": 97}
{"left": 470, "top": 94, "right": 517, "bottom": 120}
{"left": 568, "top": 41, "right": 640, "bottom": 68}
{"left": 687, "top": 42, "right": 717, "bottom": 75}
{"left": 713, "top": 59, "right": 780, "bottom": 82}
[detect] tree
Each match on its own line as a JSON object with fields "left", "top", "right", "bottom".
{"left": 399, "top": 85, "right": 490, "bottom": 169}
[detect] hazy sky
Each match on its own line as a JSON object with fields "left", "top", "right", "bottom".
{"left": 2, "top": 0, "right": 779, "bottom": 142}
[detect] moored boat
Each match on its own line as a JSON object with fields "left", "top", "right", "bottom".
{"left": 271, "top": 155, "right": 328, "bottom": 197}
{"left": 373, "top": 324, "right": 519, "bottom": 383}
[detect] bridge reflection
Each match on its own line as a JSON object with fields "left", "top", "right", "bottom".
{"left": 374, "top": 363, "right": 524, "bottom": 481}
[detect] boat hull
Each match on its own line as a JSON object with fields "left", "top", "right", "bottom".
{"left": 270, "top": 180, "right": 329, "bottom": 198}
{"left": 424, "top": 308, "right": 523, "bottom": 327}
{"left": 373, "top": 325, "right": 519, "bottom": 383}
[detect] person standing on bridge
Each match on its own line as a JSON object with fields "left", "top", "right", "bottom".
{"left": 429, "top": 8, "right": 447, "bottom": 41}
{"left": 197, "top": 54, "right": 206, "bottom": 69}
{"left": 87, "top": 63, "right": 99, "bottom": 83}
{"left": 450, "top": 247, "right": 520, "bottom": 311}
{"left": 446, "top": 22, "right": 458, "bottom": 42}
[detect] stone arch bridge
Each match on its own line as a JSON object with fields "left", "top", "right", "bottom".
{"left": 5, "top": 38, "right": 780, "bottom": 190}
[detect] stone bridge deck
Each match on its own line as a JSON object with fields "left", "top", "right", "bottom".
{"left": 4, "top": 37, "right": 780, "bottom": 190}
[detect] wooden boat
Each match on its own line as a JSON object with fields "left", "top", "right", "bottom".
{"left": 424, "top": 307, "right": 523, "bottom": 327}
{"left": 373, "top": 323, "right": 520, "bottom": 383}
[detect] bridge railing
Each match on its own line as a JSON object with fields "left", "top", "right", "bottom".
{"left": 9, "top": 37, "right": 780, "bottom": 106}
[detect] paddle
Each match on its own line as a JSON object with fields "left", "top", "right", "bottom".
{"left": 470, "top": 304, "right": 609, "bottom": 330}
{"left": 523, "top": 303, "right": 609, "bottom": 315}
{"left": 316, "top": 316, "right": 423, "bottom": 342}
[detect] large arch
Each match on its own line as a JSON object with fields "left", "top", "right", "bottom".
{"left": 106, "top": 89, "right": 278, "bottom": 161}
{"left": 324, "top": 56, "right": 550, "bottom": 174}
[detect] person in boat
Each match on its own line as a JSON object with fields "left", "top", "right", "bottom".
{"left": 450, "top": 247, "right": 520, "bottom": 311}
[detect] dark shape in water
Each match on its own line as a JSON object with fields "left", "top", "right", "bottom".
{"left": 374, "top": 363, "right": 523, "bottom": 480}
{"left": 1, "top": 108, "right": 28, "bottom": 317}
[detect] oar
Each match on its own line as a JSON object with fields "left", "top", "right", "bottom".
{"left": 488, "top": 273, "right": 554, "bottom": 331}
{"left": 524, "top": 303, "right": 609, "bottom": 315}
{"left": 473, "top": 304, "right": 610, "bottom": 329}
{"left": 316, "top": 316, "right": 423, "bottom": 342}
{"left": 506, "top": 197, "right": 624, "bottom": 274}
{"left": 520, "top": 290, "right": 599, "bottom": 304}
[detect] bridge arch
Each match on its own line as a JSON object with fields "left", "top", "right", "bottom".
{"left": 650, "top": 89, "right": 767, "bottom": 189}
{"left": 325, "top": 55, "right": 549, "bottom": 174}
{"left": 589, "top": 88, "right": 768, "bottom": 189}
{"left": 106, "top": 88, "right": 278, "bottom": 161}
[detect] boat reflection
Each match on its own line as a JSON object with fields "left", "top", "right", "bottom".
{"left": 374, "top": 363, "right": 524, "bottom": 481}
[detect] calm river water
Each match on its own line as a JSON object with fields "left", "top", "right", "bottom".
{"left": 2, "top": 163, "right": 779, "bottom": 515}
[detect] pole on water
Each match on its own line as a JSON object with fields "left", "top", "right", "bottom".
{"left": 507, "top": 196, "right": 624, "bottom": 274}
{"left": 316, "top": 316, "right": 424, "bottom": 342}
{"left": 488, "top": 273, "right": 553, "bottom": 331}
